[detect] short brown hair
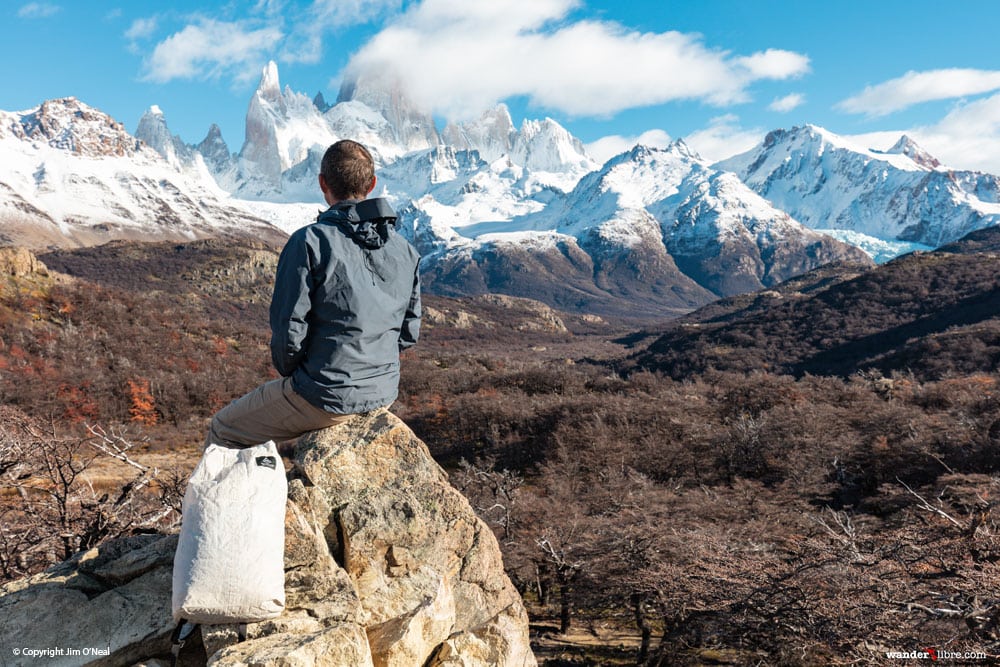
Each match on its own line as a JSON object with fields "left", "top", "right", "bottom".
{"left": 320, "top": 140, "right": 375, "bottom": 200}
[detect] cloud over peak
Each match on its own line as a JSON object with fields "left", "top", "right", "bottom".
{"left": 142, "top": 18, "right": 283, "bottom": 84}
{"left": 839, "top": 68, "right": 1000, "bottom": 117}
{"left": 130, "top": 0, "right": 808, "bottom": 124}
{"left": 769, "top": 93, "right": 804, "bottom": 113}
{"left": 343, "top": 0, "right": 809, "bottom": 120}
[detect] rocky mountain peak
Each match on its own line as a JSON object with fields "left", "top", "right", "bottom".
{"left": 136, "top": 105, "right": 194, "bottom": 167}
{"left": 14, "top": 97, "right": 140, "bottom": 158}
{"left": 886, "top": 134, "right": 941, "bottom": 169}
{"left": 257, "top": 60, "right": 282, "bottom": 103}
{"left": 201, "top": 122, "right": 224, "bottom": 144}
{"left": 135, "top": 105, "right": 169, "bottom": 146}
{"left": 196, "top": 123, "right": 233, "bottom": 173}
{"left": 441, "top": 104, "right": 516, "bottom": 163}
{"left": 716, "top": 124, "right": 1000, "bottom": 248}
{"left": 667, "top": 138, "right": 701, "bottom": 161}
{"left": 623, "top": 140, "right": 702, "bottom": 167}
{"left": 312, "top": 91, "right": 331, "bottom": 113}
{"left": 336, "top": 67, "right": 439, "bottom": 152}
{"left": 512, "top": 117, "right": 593, "bottom": 174}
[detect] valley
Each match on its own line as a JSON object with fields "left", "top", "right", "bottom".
{"left": 0, "top": 237, "right": 997, "bottom": 664}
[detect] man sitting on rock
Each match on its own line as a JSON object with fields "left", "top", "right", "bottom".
{"left": 206, "top": 139, "right": 421, "bottom": 447}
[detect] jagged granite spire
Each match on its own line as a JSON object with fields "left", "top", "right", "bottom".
{"left": 239, "top": 61, "right": 286, "bottom": 192}
{"left": 336, "top": 68, "right": 439, "bottom": 151}
{"left": 135, "top": 105, "right": 195, "bottom": 167}
{"left": 196, "top": 123, "right": 233, "bottom": 174}
{"left": 441, "top": 104, "right": 516, "bottom": 163}
{"left": 313, "top": 91, "right": 331, "bottom": 113}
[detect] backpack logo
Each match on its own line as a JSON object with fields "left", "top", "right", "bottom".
{"left": 256, "top": 456, "right": 277, "bottom": 470}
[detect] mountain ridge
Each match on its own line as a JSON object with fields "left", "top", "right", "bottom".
{"left": 6, "top": 63, "right": 1000, "bottom": 316}
{"left": 0, "top": 97, "right": 287, "bottom": 249}
{"left": 623, "top": 226, "right": 1000, "bottom": 380}
{"left": 717, "top": 124, "right": 1000, "bottom": 247}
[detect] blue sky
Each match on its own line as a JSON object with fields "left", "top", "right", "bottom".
{"left": 4, "top": 0, "right": 1000, "bottom": 172}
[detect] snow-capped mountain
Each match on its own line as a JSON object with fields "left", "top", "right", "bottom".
{"left": 211, "top": 63, "right": 597, "bottom": 205}
{"left": 195, "top": 124, "right": 234, "bottom": 174}
{"left": 0, "top": 97, "right": 285, "bottom": 248}
{"left": 717, "top": 125, "right": 1000, "bottom": 247}
{"left": 336, "top": 68, "right": 440, "bottom": 155}
{"left": 135, "top": 107, "right": 238, "bottom": 183}
{"left": 224, "top": 61, "right": 340, "bottom": 200}
{"left": 411, "top": 141, "right": 869, "bottom": 314}
{"left": 135, "top": 105, "right": 191, "bottom": 168}
{"left": 442, "top": 106, "right": 516, "bottom": 163}
{"left": 0, "top": 65, "right": 882, "bottom": 317}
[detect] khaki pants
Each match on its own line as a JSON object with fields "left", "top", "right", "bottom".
{"left": 206, "top": 376, "right": 355, "bottom": 448}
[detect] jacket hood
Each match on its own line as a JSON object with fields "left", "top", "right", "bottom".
{"left": 317, "top": 198, "right": 398, "bottom": 249}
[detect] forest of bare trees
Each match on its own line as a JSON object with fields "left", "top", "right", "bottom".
{"left": 1, "top": 240, "right": 998, "bottom": 664}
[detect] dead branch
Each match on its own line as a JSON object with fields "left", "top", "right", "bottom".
{"left": 86, "top": 424, "right": 153, "bottom": 474}
{"left": 897, "top": 477, "right": 963, "bottom": 528}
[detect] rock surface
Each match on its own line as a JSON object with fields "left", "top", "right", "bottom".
{"left": 0, "top": 246, "right": 47, "bottom": 276}
{"left": 0, "top": 410, "right": 536, "bottom": 667}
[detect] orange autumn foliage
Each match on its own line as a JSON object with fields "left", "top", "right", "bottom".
{"left": 127, "top": 378, "right": 158, "bottom": 426}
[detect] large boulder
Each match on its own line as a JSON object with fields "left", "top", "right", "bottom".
{"left": 0, "top": 246, "right": 47, "bottom": 276}
{"left": 0, "top": 409, "right": 536, "bottom": 666}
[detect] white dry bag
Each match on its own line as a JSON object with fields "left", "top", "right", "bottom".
{"left": 172, "top": 441, "right": 287, "bottom": 624}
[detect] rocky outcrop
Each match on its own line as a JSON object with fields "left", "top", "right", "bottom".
{"left": 0, "top": 410, "right": 536, "bottom": 667}
{"left": 424, "top": 294, "right": 569, "bottom": 333}
{"left": 0, "top": 246, "right": 47, "bottom": 276}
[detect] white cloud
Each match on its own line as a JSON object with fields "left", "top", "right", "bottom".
{"left": 586, "top": 129, "right": 673, "bottom": 164}
{"left": 907, "top": 93, "right": 1000, "bottom": 174}
{"left": 683, "top": 115, "right": 766, "bottom": 164}
{"left": 343, "top": 0, "right": 810, "bottom": 120}
{"left": 734, "top": 49, "right": 810, "bottom": 80}
{"left": 282, "top": 0, "right": 404, "bottom": 64}
{"left": 306, "top": 0, "right": 402, "bottom": 26}
{"left": 254, "top": 0, "right": 288, "bottom": 14}
{"left": 769, "top": 93, "right": 804, "bottom": 113}
{"left": 125, "top": 17, "right": 158, "bottom": 42}
{"left": 846, "top": 93, "right": 1000, "bottom": 174}
{"left": 838, "top": 68, "right": 1000, "bottom": 117}
{"left": 143, "top": 19, "right": 283, "bottom": 84}
{"left": 17, "top": 3, "right": 59, "bottom": 19}
{"left": 140, "top": 1, "right": 402, "bottom": 82}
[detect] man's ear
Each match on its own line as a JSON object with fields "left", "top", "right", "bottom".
{"left": 318, "top": 174, "right": 329, "bottom": 195}
{"left": 366, "top": 175, "right": 377, "bottom": 196}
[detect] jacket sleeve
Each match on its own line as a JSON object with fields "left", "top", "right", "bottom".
{"left": 398, "top": 262, "right": 421, "bottom": 351}
{"left": 270, "top": 231, "right": 315, "bottom": 376}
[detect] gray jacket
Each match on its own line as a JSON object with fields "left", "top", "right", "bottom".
{"left": 269, "top": 198, "right": 421, "bottom": 414}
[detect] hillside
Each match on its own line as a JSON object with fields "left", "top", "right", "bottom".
{"left": 2, "top": 239, "right": 612, "bottom": 439}
{"left": 2, "top": 237, "right": 999, "bottom": 663}
{"left": 623, "top": 227, "right": 1000, "bottom": 380}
